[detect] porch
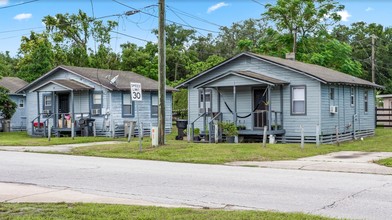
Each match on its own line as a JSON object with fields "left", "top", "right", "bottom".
{"left": 190, "top": 70, "right": 289, "bottom": 143}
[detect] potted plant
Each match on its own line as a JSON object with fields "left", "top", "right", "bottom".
{"left": 0, "top": 87, "right": 17, "bottom": 132}
{"left": 193, "top": 128, "right": 200, "bottom": 141}
{"left": 220, "top": 121, "right": 238, "bottom": 143}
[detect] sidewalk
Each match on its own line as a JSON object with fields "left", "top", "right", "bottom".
{"left": 0, "top": 182, "right": 183, "bottom": 207}
{"left": 227, "top": 151, "right": 392, "bottom": 175}
{"left": 0, "top": 141, "right": 123, "bottom": 153}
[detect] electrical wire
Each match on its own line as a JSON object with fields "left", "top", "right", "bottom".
{"left": 0, "top": 0, "right": 39, "bottom": 9}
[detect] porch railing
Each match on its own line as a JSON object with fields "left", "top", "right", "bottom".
{"left": 208, "top": 112, "right": 222, "bottom": 143}
{"left": 190, "top": 112, "right": 206, "bottom": 142}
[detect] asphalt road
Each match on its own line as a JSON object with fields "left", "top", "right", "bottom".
{"left": 0, "top": 151, "right": 391, "bottom": 220}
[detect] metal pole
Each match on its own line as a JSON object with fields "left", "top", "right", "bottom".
{"left": 138, "top": 104, "right": 142, "bottom": 151}
{"left": 48, "top": 120, "right": 51, "bottom": 141}
{"left": 71, "top": 91, "right": 75, "bottom": 140}
{"left": 316, "top": 124, "right": 320, "bottom": 147}
{"left": 158, "top": 0, "right": 166, "bottom": 146}
{"left": 300, "top": 125, "right": 304, "bottom": 149}
{"left": 262, "top": 125, "right": 267, "bottom": 148}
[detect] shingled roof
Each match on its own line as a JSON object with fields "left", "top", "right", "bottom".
{"left": 18, "top": 66, "right": 176, "bottom": 92}
{"left": 0, "top": 77, "right": 28, "bottom": 94}
{"left": 176, "top": 52, "right": 382, "bottom": 89}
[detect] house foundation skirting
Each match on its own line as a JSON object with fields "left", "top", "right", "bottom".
{"left": 274, "top": 129, "right": 375, "bottom": 144}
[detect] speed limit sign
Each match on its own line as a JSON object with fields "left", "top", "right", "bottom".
{"left": 130, "top": 82, "right": 142, "bottom": 101}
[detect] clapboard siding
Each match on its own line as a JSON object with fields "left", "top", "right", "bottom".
{"left": 188, "top": 56, "right": 321, "bottom": 137}
{"left": 25, "top": 68, "right": 173, "bottom": 135}
{"left": 9, "top": 95, "right": 27, "bottom": 131}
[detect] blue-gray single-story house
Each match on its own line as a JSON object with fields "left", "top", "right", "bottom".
{"left": 17, "top": 66, "right": 176, "bottom": 137}
{"left": 176, "top": 52, "right": 382, "bottom": 143}
{"left": 0, "top": 77, "right": 28, "bottom": 131}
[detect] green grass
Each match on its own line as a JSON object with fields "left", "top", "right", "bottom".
{"left": 0, "top": 132, "right": 120, "bottom": 146}
{"left": 376, "top": 157, "right": 392, "bottom": 167}
{"left": 70, "top": 128, "right": 392, "bottom": 164}
{"left": 0, "top": 203, "right": 335, "bottom": 220}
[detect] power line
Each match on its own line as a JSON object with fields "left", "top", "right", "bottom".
{"left": 0, "top": 27, "right": 44, "bottom": 34}
{"left": 166, "top": 5, "right": 205, "bottom": 38}
{"left": 0, "top": 0, "right": 39, "bottom": 9}
{"left": 112, "top": 0, "right": 219, "bottom": 33}
{"left": 250, "top": 0, "right": 266, "bottom": 6}
{"left": 110, "top": 31, "right": 152, "bottom": 43}
{"left": 166, "top": 5, "right": 222, "bottom": 28}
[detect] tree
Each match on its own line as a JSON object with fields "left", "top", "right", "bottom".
{"left": 0, "top": 87, "right": 17, "bottom": 120}
{"left": 42, "top": 10, "right": 118, "bottom": 67}
{"left": 16, "top": 32, "right": 54, "bottom": 82}
{"left": 0, "top": 52, "right": 17, "bottom": 77}
{"left": 263, "top": 0, "right": 344, "bottom": 53}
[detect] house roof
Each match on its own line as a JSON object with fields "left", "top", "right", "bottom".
{"left": 194, "top": 70, "right": 289, "bottom": 88}
{"left": 176, "top": 52, "right": 382, "bottom": 89}
{"left": 0, "top": 77, "right": 28, "bottom": 94}
{"left": 32, "top": 79, "right": 93, "bottom": 92}
{"left": 18, "top": 66, "right": 177, "bottom": 93}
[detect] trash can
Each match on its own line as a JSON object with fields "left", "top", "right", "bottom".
{"left": 124, "top": 120, "right": 136, "bottom": 138}
{"left": 2, "top": 119, "right": 11, "bottom": 132}
{"left": 176, "top": 119, "right": 188, "bottom": 140}
{"left": 79, "top": 118, "right": 95, "bottom": 136}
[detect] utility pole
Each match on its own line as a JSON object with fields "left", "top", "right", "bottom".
{"left": 158, "top": 0, "right": 166, "bottom": 146}
{"left": 371, "top": 34, "right": 377, "bottom": 83}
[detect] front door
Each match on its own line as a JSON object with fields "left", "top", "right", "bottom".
{"left": 253, "top": 88, "right": 268, "bottom": 129}
{"left": 58, "top": 94, "right": 69, "bottom": 114}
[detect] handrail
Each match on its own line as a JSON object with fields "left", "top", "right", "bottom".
{"left": 190, "top": 113, "right": 206, "bottom": 142}
{"left": 208, "top": 112, "right": 222, "bottom": 143}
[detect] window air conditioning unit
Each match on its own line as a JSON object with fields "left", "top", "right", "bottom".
{"left": 92, "top": 109, "right": 100, "bottom": 115}
{"left": 330, "top": 106, "right": 338, "bottom": 114}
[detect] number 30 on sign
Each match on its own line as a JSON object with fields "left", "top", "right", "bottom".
{"left": 130, "top": 82, "right": 142, "bottom": 101}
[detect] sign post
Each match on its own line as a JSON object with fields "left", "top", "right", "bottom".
{"left": 131, "top": 82, "right": 143, "bottom": 152}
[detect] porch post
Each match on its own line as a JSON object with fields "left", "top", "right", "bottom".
{"left": 52, "top": 91, "right": 56, "bottom": 129}
{"left": 88, "top": 90, "right": 92, "bottom": 118}
{"left": 71, "top": 90, "right": 75, "bottom": 139}
{"left": 37, "top": 92, "right": 40, "bottom": 125}
{"left": 203, "top": 88, "right": 207, "bottom": 134}
{"left": 217, "top": 87, "right": 221, "bottom": 113}
{"left": 268, "top": 86, "right": 272, "bottom": 132}
{"left": 233, "top": 82, "right": 238, "bottom": 143}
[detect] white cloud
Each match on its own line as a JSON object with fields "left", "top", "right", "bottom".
{"left": 13, "top": 13, "right": 32, "bottom": 20}
{"left": 207, "top": 2, "right": 229, "bottom": 13}
{"left": 366, "top": 7, "right": 374, "bottom": 12}
{"left": 337, "top": 10, "right": 351, "bottom": 22}
{"left": 0, "top": 0, "right": 8, "bottom": 6}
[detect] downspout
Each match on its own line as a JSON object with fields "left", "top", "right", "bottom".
{"left": 268, "top": 86, "right": 272, "bottom": 132}
{"left": 233, "top": 82, "right": 238, "bottom": 143}
{"left": 203, "top": 88, "right": 207, "bottom": 136}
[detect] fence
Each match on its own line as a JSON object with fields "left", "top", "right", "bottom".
{"left": 376, "top": 108, "right": 392, "bottom": 127}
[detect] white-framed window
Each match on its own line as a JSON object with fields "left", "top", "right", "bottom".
{"left": 92, "top": 93, "right": 102, "bottom": 115}
{"left": 199, "top": 89, "right": 212, "bottom": 114}
{"left": 18, "top": 98, "right": 24, "bottom": 108}
{"left": 122, "top": 93, "right": 134, "bottom": 117}
{"left": 364, "top": 90, "right": 368, "bottom": 113}
{"left": 350, "top": 87, "right": 355, "bottom": 106}
{"left": 291, "top": 86, "right": 306, "bottom": 115}
{"left": 151, "top": 93, "right": 158, "bottom": 118}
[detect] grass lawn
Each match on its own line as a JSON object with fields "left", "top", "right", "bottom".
{"left": 376, "top": 158, "right": 392, "bottom": 167}
{"left": 70, "top": 128, "right": 392, "bottom": 164}
{"left": 0, "top": 203, "right": 334, "bottom": 220}
{"left": 0, "top": 132, "right": 120, "bottom": 146}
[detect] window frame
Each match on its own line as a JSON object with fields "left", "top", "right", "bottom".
{"left": 122, "top": 92, "right": 135, "bottom": 117}
{"left": 151, "top": 92, "right": 158, "bottom": 118}
{"left": 330, "top": 87, "right": 335, "bottom": 100}
{"left": 364, "top": 90, "right": 368, "bottom": 113}
{"left": 18, "top": 98, "right": 24, "bottom": 108}
{"left": 290, "top": 85, "right": 306, "bottom": 115}
{"left": 198, "top": 89, "right": 212, "bottom": 114}
{"left": 91, "top": 92, "right": 103, "bottom": 116}
{"left": 350, "top": 87, "right": 355, "bottom": 106}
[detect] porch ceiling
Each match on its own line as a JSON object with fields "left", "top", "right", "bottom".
{"left": 32, "top": 79, "right": 93, "bottom": 92}
{"left": 194, "top": 70, "right": 289, "bottom": 88}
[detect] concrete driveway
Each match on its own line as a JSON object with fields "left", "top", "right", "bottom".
{"left": 227, "top": 151, "right": 392, "bottom": 175}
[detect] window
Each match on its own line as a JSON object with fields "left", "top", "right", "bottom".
{"left": 199, "top": 89, "right": 212, "bottom": 114}
{"left": 350, "top": 87, "right": 355, "bottom": 106}
{"left": 122, "top": 93, "right": 134, "bottom": 117}
{"left": 151, "top": 93, "right": 158, "bottom": 118}
{"left": 18, "top": 98, "right": 24, "bottom": 108}
{"left": 44, "top": 96, "right": 52, "bottom": 107}
{"left": 364, "top": 90, "right": 368, "bottom": 113}
{"left": 291, "top": 86, "right": 306, "bottom": 115}
{"left": 92, "top": 93, "right": 102, "bottom": 115}
{"left": 330, "top": 88, "right": 334, "bottom": 100}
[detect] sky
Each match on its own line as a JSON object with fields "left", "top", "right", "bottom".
{"left": 1, "top": 0, "right": 392, "bottom": 57}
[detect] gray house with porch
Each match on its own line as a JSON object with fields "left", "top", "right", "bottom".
{"left": 0, "top": 77, "right": 28, "bottom": 131}
{"left": 17, "top": 66, "right": 175, "bottom": 137}
{"left": 176, "top": 52, "right": 381, "bottom": 143}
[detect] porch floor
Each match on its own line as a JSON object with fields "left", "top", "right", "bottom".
{"left": 238, "top": 129, "right": 285, "bottom": 136}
